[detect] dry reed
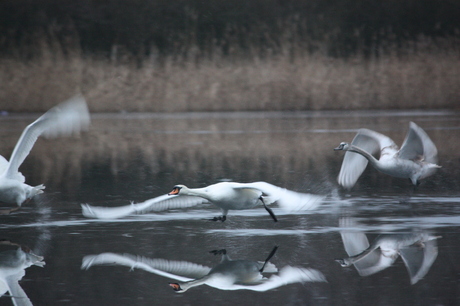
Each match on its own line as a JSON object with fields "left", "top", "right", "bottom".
{"left": 0, "top": 36, "right": 458, "bottom": 112}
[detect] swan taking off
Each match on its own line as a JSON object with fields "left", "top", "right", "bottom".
{"left": 81, "top": 181, "right": 324, "bottom": 221}
{"left": 0, "top": 96, "right": 90, "bottom": 211}
{"left": 168, "top": 181, "right": 325, "bottom": 222}
{"left": 334, "top": 122, "right": 440, "bottom": 189}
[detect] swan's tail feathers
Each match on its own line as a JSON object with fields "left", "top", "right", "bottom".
{"left": 257, "top": 261, "right": 278, "bottom": 273}
{"left": 419, "top": 163, "right": 442, "bottom": 181}
{"left": 260, "top": 196, "right": 276, "bottom": 205}
{"left": 275, "top": 190, "right": 325, "bottom": 212}
{"left": 24, "top": 184, "right": 46, "bottom": 204}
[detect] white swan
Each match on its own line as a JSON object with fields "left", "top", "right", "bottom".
{"left": 336, "top": 218, "right": 440, "bottom": 284}
{"left": 81, "top": 248, "right": 326, "bottom": 293}
{"left": 334, "top": 122, "right": 440, "bottom": 189}
{"left": 81, "top": 181, "right": 324, "bottom": 221}
{"left": 0, "top": 95, "right": 90, "bottom": 211}
{"left": 0, "top": 240, "right": 45, "bottom": 306}
{"left": 168, "top": 181, "right": 325, "bottom": 222}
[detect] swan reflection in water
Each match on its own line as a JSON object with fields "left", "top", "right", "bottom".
{"left": 81, "top": 181, "right": 325, "bottom": 222}
{"left": 0, "top": 240, "right": 45, "bottom": 306}
{"left": 335, "top": 217, "right": 440, "bottom": 284}
{"left": 82, "top": 246, "right": 326, "bottom": 292}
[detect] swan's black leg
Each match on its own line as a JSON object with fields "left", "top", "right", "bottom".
{"left": 260, "top": 245, "right": 279, "bottom": 272}
{"left": 209, "top": 249, "right": 227, "bottom": 255}
{"left": 210, "top": 215, "right": 226, "bottom": 222}
{"left": 260, "top": 196, "right": 278, "bottom": 222}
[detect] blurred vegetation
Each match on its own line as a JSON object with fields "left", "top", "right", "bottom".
{"left": 0, "top": 1, "right": 459, "bottom": 112}
{"left": 1, "top": 0, "right": 459, "bottom": 60}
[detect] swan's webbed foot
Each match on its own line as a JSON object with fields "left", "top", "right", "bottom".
{"left": 209, "top": 249, "right": 227, "bottom": 255}
{"left": 210, "top": 215, "right": 226, "bottom": 222}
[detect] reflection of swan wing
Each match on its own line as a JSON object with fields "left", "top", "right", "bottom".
{"left": 399, "top": 239, "right": 438, "bottom": 285}
{"left": 339, "top": 219, "right": 396, "bottom": 276}
{"left": 81, "top": 194, "right": 208, "bottom": 219}
{"left": 338, "top": 129, "right": 395, "bottom": 189}
{"left": 227, "top": 266, "right": 326, "bottom": 292}
{"left": 4, "top": 270, "right": 33, "bottom": 306}
{"left": 399, "top": 122, "right": 438, "bottom": 167}
{"left": 3, "top": 96, "right": 90, "bottom": 180}
{"left": 229, "top": 182, "right": 325, "bottom": 212}
{"left": 82, "top": 253, "right": 211, "bottom": 281}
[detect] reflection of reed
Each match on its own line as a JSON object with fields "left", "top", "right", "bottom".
{"left": 1, "top": 114, "right": 458, "bottom": 199}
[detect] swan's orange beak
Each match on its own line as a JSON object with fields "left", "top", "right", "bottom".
{"left": 169, "top": 283, "right": 181, "bottom": 291}
{"left": 168, "top": 187, "right": 180, "bottom": 195}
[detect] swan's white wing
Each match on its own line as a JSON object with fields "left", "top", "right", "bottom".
{"left": 339, "top": 225, "right": 385, "bottom": 275}
{"left": 338, "top": 128, "right": 396, "bottom": 189}
{"left": 82, "top": 253, "right": 210, "bottom": 281}
{"left": 339, "top": 218, "right": 395, "bottom": 276}
{"left": 229, "top": 182, "right": 325, "bottom": 212}
{"left": 81, "top": 194, "right": 208, "bottom": 219}
{"left": 225, "top": 266, "right": 326, "bottom": 292}
{"left": 400, "top": 238, "right": 438, "bottom": 285}
{"left": 4, "top": 270, "right": 33, "bottom": 306}
{"left": 399, "top": 122, "right": 438, "bottom": 166}
{"left": 3, "top": 95, "right": 90, "bottom": 180}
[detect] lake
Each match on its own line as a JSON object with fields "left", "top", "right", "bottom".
{"left": 1, "top": 110, "right": 459, "bottom": 305}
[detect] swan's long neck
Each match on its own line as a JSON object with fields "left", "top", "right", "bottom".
{"left": 178, "top": 275, "right": 212, "bottom": 292}
{"left": 345, "top": 242, "right": 381, "bottom": 265}
{"left": 180, "top": 187, "right": 209, "bottom": 199}
{"left": 348, "top": 145, "right": 381, "bottom": 169}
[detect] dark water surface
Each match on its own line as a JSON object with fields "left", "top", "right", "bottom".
{"left": 1, "top": 110, "right": 459, "bottom": 305}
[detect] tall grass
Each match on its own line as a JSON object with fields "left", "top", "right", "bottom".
{"left": 0, "top": 34, "right": 459, "bottom": 112}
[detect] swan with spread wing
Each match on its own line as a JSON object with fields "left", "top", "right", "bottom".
{"left": 334, "top": 122, "right": 440, "bottom": 189}
{"left": 0, "top": 96, "right": 90, "bottom": 212}
{"left": 81, "top": 181, "right": 325, "bottom": 221}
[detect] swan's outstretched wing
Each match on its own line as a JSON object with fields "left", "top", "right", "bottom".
{"left": 225, "top": 266, "right": 326, "bottom": 291}
{"left": 81, "top": 194, "right": 208, "bottom": 219}
{"left": 229, "top": 182, "right": 325, "bottom": 212}
{"left": 339, "top": 218, "right": 396, "bottom": 276}
{"left": 82, "top": 252, "right": 211, "bottom": 281}
{"left": 399, "top": 122, "right": 438, "bottom": 166}
{"left": 400, "top": 238, "right": 438, "bottom": 285}
{"left": 338, "top": 128, "right": 396, "bottom": 189}
{"left": 3, "top": 95, "right": 90, "bottom": 180}
{"left": 4, "top": 270, "right": 33, "bottom": 306}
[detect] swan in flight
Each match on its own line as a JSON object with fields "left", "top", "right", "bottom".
{"left": 334, "top": 122, "right": 440, "bottom": 189}
{"left": 0, "top": 240, "right": 45, "bottom": 306}
{"left": 168, "top": 182, "right": 325, "bottom": 222}
{"left": 81, "top": 181, "right": 324, "bottom": 221}
{"left": 335, "top": 218, "right": 440, "bottom": 284}
{"left": 0, "top": 96, "right": 90, "bottom": 212}
{"left": 81, "top": 247, "right": 326, "bottom": 293}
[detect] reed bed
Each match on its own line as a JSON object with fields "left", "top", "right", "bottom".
{"left": 0, "top": 36, "right": 459, "bottom": 112}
